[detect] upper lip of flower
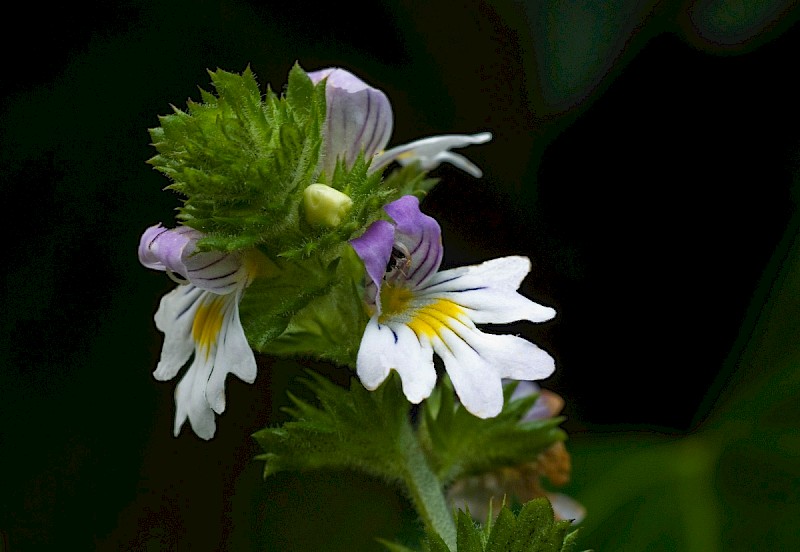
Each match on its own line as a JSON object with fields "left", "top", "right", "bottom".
{"left": 307, "top": 67, "right": 394, "bottom": 177}
{"left": 350, "top": 196, "right": 556, "bottom": 419}
{"left": 139, "top": 224, "right": 250, "bottom": 294}
{"left": 308, "top": 67, "right": 492, "bottom": 178}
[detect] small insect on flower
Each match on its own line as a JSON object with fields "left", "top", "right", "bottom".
{"left": 386, "top": 244, "right": 413, "bottom": 279}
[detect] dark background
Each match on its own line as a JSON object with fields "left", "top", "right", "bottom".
{"left": 2, "top": 1, "right": 799, "bottom": 550}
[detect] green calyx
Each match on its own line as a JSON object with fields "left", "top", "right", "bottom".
{"left": 148, "top": 63, "right": 393, "bottom": 258}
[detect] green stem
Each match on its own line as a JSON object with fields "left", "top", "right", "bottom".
{"left": 397, "top": 418, "right": 457, "bottom": 550}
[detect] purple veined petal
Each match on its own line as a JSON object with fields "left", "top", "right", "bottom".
{"left": 308, "top": 67, "right": 393, "bottom": 176}
{"left": 139, "top": 224, "right": 200, "bottom": 273}
{"left": 350, "top": 219, "right": 395, "bottom": 309}
{"left": 371, "top": 132, "right": 492, "bottom": 177}
{"left": 383, "top": 196, "right": 443, "bottom": 288}
{"left": 183, "top": 251, "right": 246, "bottom": 295}
{"left": 139, "top": 224, "right": 247, "bottom": 295}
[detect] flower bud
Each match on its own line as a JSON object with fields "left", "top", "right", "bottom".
{"left": 303, "top": 183, "right": 353, "bottom": 227}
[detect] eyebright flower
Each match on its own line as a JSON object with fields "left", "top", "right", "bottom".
{"left": 349, "top": 195, "right": 556, "bottom": 418}
{"left": 448, "top": 381, "right": 586, "bottom": 523}
{"left": 307, "top": 67, "right": 492, "bottom": 178}
{"left": 138, "top": 224, "right": 258, "bottom": 440}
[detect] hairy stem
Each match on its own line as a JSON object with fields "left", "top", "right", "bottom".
{"left": 398, "top": 418, "right": 457, "bottom": 550}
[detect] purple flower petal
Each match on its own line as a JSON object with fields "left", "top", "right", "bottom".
{"left": 308, "top": 67, "right": 393, "bottom": 176}
{"left": 350, "top": 219, "right": 395, "bottom": 308}
{"left": 138, "top": 224, "right": 246, "bottom": 295}
{"left": 138, "top": 224, "right": 200, "bottom": 274}
{"left": 506, "top": 380, "right": 565, "bottom": 422}
{"left": 384, "top": 196, "right": 443, "bottom": 288}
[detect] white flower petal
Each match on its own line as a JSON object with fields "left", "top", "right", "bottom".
{"left": 356, "top": 318, "right": 392, "bottom": 390}
{"left": 388, "top": 323, "right": 436, "bottom": 403}
{"left": 356, "top": 317, "right": 436, "bottom": 403}
{"left": 152, "top": 285, "right": 203, "bottom": 381}
{"left": 423, "top": 257, "right": 555, "bottom": 324}
{"left": 206, "top": 295, "right": 257, "bottom": 414}
{"left": 432, "top": 326, "right": 505, "bottom": 418}
{"left": 371, "top": 132, "right": 492, "bottom": 176}
{"left": 426, "top": 256, "right": 531, "bottom": 292}
{"left": 173, "top": 356, "right": 216, "bottom": 440}
{"left": 442, "top": 287, "right": 555, "bottom": 325}
{"left": 427, "top": 150, "right": 484, "bottom": 178}
{"left": 153, "top": 283, "right": 257, "bottom": 438}
{"left": 464, "top": 331, "right": 555, "bottom": 381}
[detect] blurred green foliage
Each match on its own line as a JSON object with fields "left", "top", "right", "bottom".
{"left": 522, "top": 5, "right": 800, "bottom": 547}
{"left": 568, "top": 215, "right": 800, "bottom": 550}
{"left": 525, "top": 0, "right": 798, "bottom": 113}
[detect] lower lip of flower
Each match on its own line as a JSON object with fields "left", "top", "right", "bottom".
{"left": 192, "top": 294, "right": 226, "bottom": 357}
{"left": 379, "top": 284, "right": 466, "bottom": 340}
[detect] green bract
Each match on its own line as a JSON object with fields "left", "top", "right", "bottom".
{"left": 420, "top": 379, "right": 567, "bottom": 485}
{"left": 148, "top": 63, "right": 396, "bottom": 258}
{"left": 423, "top": 500, "right": 584, "bottom": 552}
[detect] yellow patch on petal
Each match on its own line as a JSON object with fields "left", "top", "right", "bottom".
{"left": 379, "top": 284, "right": 466, "bottom": 340}
{"left": 192, "top": 295, "right": 226, "bottom": 358}
{"left": 378, "top": 284, "right": 414, "bottom": 322}
{"left": 407, "top": 299, "right": 465, "bottom": 340}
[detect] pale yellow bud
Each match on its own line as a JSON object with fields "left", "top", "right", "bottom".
{"left": 303, "top": 183, "right": 353, "bottom": 227}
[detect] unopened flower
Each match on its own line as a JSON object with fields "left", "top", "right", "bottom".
{"left": 308, "top": 67, "right": 491, "bottom": 178}
{"left": 303, "top": 183, "right": 353, "bottom": 227}
{"left": 448, "top": 381, "right": 585, "bottom": 523}
{"left": 350, "top": 195, "right": 555, "bottom": 418}
{"left": 139, "top": 224, "right": 259, "bottom": 439}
